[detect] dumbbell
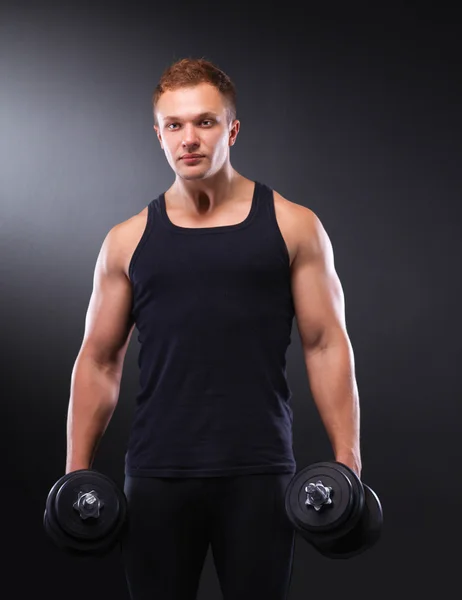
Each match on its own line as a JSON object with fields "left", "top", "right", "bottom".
{"left": 284, "top": 461, "right": 383, "bottom": 559}
{"left": 43, "top": 469, "right": 128, "bottom": 556}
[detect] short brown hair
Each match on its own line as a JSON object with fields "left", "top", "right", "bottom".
{"left": 152, "top": 57, "right": 237, "bottom": 126}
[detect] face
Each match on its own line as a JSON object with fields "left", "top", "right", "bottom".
{"left": 153, "top": 82, "right": 240, "bottom": 180}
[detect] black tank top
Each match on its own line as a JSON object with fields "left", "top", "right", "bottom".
{"left": 125, "top": 180, "right": 297, "bottom": 477}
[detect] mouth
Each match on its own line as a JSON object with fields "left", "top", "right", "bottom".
{"left": 181, "top": 155, "right": 204, "bottom": 164}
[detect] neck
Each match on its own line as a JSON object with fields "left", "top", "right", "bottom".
{"left": 170, "top": 164, "right": 243, "bottom": 215}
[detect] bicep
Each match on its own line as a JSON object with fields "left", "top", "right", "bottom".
{"left": 79, "top": 227, "right": 135, "bottom": 369}
{"left": 291, "top": 212, "right": 346, "bottom": 355}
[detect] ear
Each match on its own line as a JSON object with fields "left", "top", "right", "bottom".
{"left": 229, "top": 119, "right": 240, "bottom": 146}
{"left": 153, "top": 125, "right": 163, "bottom": 149}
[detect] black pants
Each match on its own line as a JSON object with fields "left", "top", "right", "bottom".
{"left": 120, "top": 473, "right": 296, "bottom": 600}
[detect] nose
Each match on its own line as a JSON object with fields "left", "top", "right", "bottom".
{"left": 181, "top": 123, "right": 200, "bottom": 148}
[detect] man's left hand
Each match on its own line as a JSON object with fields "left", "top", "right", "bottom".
{"left": 335, "top": 453, "right": 362, "bottom": 480}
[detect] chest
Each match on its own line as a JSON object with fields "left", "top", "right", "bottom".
{"left": 163, "top": 196, "right": 298, "bottom": 267}
{"left": 122, "top": 193, "right": 300, "bottom": 278}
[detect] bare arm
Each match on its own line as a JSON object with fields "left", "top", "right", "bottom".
{"left": 291, "top": 209, "right": 361, "bottom": 477}
{"left": 66, "top": 224, "right": 135, "bottom": 474}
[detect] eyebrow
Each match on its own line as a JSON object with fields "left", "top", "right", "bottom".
{"left": 163, "top": 111, "right": 219, "bottom": 122}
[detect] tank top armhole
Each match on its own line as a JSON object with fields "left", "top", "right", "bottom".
{"left": 128, "top": 200, "right": 154, "bottom": 282}
{"left": 265, "top": 186, "right": 291, "bottom": 267}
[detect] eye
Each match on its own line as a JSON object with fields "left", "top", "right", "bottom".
{"left": 166, "top": 119, "right": 214, "bottom": 131}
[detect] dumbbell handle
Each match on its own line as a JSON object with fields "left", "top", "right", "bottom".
{"left": 305, "top": 480, "right": 333, "bottom": 511}
{"left": 73, "top": 490, "right": 104, "bottom": 519}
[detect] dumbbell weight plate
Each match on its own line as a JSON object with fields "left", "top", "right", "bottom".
{"left": 44, "top": 469, "right": 127, "bottom": 556}
{"left": 284, "top": 461, "right": 364, "bottom": 545}
{"left": 56, "top": 471, "right": 121, "bottom": 539}
{"left": 314, "top": 483, "right": 383, "bottom": 559}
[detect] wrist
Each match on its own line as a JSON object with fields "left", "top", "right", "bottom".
{"left": 334, "top": 451, "right": 362, "bottom": 478}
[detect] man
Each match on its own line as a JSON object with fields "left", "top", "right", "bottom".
{"left": 65, "top": 58, "right": 361, "bottom": 600}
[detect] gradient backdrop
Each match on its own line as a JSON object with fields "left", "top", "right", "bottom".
{"left": 1, "top": 5, "right": 461, "bottom": 600}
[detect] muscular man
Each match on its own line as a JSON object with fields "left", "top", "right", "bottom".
{"left": 65, "top": 58, "right": 361, "bottom": 600}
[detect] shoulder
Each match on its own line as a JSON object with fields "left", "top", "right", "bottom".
{"left": 272, "top": 188, "right": 331, "bottom": 262}
{"left": 99, "top": 205, "right": 149, "bottom": 277}
{"left": 113, "top": 205, "right": 148, "bottom": 237}
{"left": 103, "top": 205, "right": 148, "bottom": 251}
{"left": 272, "top": 188, "right": 314, "bottom": 221}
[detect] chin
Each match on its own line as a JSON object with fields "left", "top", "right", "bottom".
{"left": 179, "top": 169, "right": 209, "bottom": 181}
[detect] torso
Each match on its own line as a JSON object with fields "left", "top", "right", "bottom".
{"left": 118, "top": 180, "right": 309, "bottom": 279}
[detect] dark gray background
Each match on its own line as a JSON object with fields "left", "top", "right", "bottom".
{"left": 1, "top": 4, "right": 461, "bottom": 598}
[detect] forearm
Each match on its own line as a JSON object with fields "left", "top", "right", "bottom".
{"left": 304, "top": 338, "right": 361, "bottom": 472}
{"left": 65, "top": 354, "right": 122, "bottom": 473}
